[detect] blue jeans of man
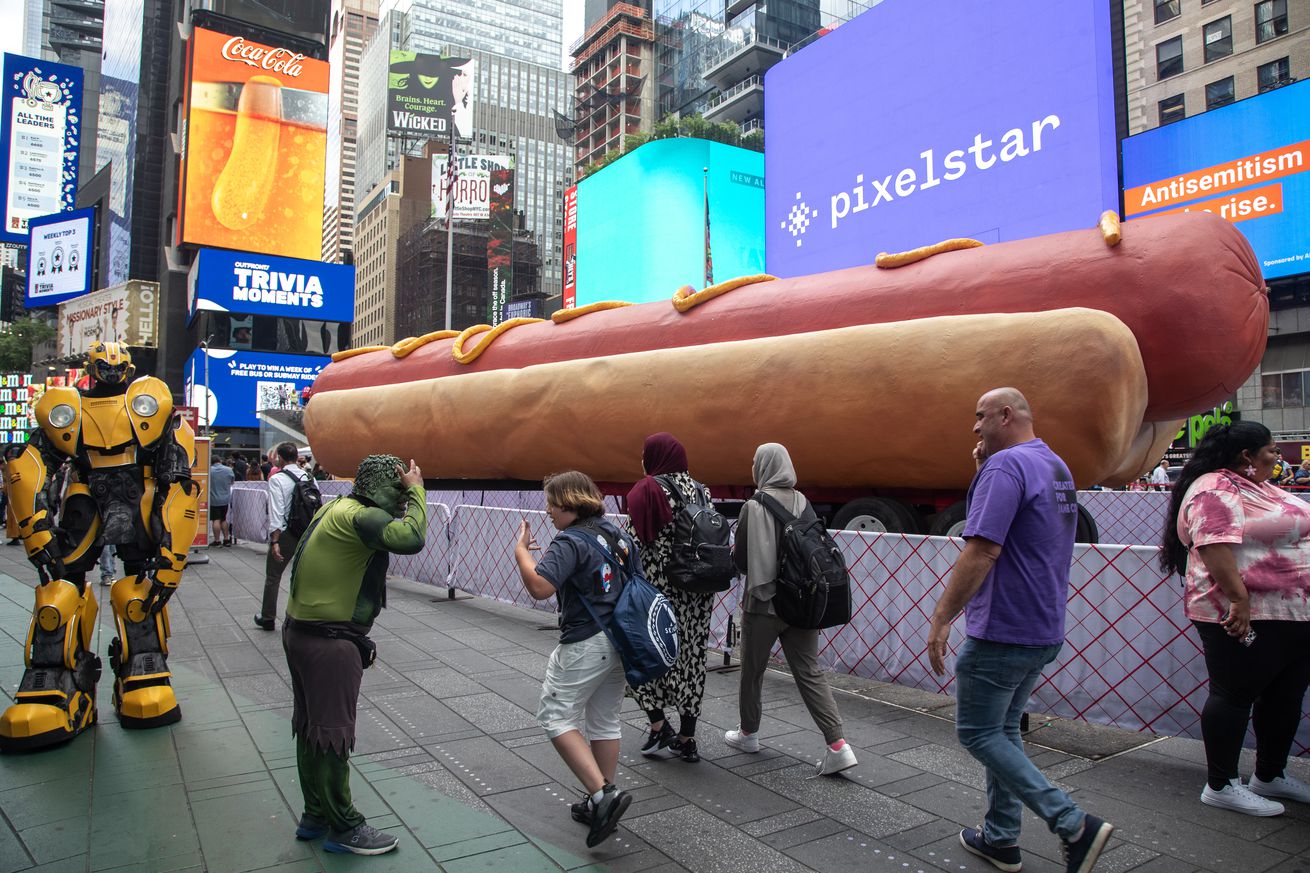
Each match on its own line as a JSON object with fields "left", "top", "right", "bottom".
{"left": 955, "top": 637, "right": 1085, "bottom": 846}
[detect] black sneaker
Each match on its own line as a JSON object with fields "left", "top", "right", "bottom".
{"left": 1062, "top": 815, "right": 1113, "bottom": 873}
{"left": 295, "top": 813, "right": 329, "bottom": 840}
{"left": 640, "top": 721, "right": 676, "bottom": 757}
{"left": 254, "top": 615, "right": 275, "bottom": 631}
{"left": 669, "top": 736, "right": 700, "bottom": 763}
{"left": 960, "top": 827, "right": 1022, "bottom": 872}
{"left": 585, "top": 783, "right": 631, "bottom": 848}
{"left": 324, "top": 823, "right": 398, "bottom": 855}
{"left": 570, "top": 790, "right": 593, "bottom": 824}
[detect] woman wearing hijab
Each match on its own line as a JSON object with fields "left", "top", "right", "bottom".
{"left": 725, "top": 443, "right": 858, "bottom": 775}
{"left": 626, "top": 433, "right": 717, "bottom": 763}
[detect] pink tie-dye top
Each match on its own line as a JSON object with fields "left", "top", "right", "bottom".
{"left": 1178, "top": 470, "right": 1310, "bottom": 622}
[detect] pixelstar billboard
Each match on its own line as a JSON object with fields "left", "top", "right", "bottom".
{"left": 178, "top": 27, "right": 329, "bottom": 261}
{"left": 187, "top": 248, "right": 355, "bottom": 324}
{"left": 1123, "top": 80, "right": 1310, "bottom": 281}
{"left": 764, "top": 0, "right": 1117, "bottom": 277}
{"left": 0, "top": 53, "right": 83, "bottom": 244}
{"left": 184, "top": 348, "right": 327, "bottom": 429}
{"left": 26, "top": 207, "right": 94, "bottom": 307}
{"left": 575, "top": 138, "right": 764, "bottom": 307}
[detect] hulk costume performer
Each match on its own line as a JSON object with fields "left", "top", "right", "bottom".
{"left": 282, "top": 454, "right": 426, "bottom": 857}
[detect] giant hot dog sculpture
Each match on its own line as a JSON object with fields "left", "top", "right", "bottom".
{"left": 305, "top": 211, "right": 1267, "bottom": 490}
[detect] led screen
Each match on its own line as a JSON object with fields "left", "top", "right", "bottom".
{"left": 764, "top": 0, "right": 1117, "bottom": 277}
{"left": 575, "top": 138, "right": 764, "bottom": 307}
{"left": 178, "top": 27, "right": 329, "bottom": 260}
{"left": 187, "top": 247, "right": 355, "bottom": 323}
{"left": 184, "top": 348, "right": 328, "bottom": 429}
{"left": 1122, "top": 80, "right": 1310, "bottom": 281}
{"left": 26, "top": 207, "right": 94, "bottom": 307}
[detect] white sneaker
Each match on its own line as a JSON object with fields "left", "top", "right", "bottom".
{"left": 817, "top": 742, "right": 858, "bottom": 775}
{"left": 1200, "top": 779, "right": 1284, "bottom": 816}
{"left": 724, "top": 728, "right": 760, "bottom": 753}
{"left": 1249, "top": 774, "right": 1310, "bottom": 804}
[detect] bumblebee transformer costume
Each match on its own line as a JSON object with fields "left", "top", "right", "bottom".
{"left": 0, "top": 343, "right": 200, "bottom": 751}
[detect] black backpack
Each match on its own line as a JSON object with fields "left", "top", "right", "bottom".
{"left": 654, "top": 474, "right": 735, "bottom": 594}
{"left": 754, "top": 492, "right": 851, "bottom": 630}
{"left": 279, "top": 470, "right": 322, "bottom": 538}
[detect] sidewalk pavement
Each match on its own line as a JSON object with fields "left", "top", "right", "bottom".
{"left": 0, "top": 542, "right": 1307, "bottom": 873}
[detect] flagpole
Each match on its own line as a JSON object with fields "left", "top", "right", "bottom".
{"left": 703, "top": 166, "right": 712, "bottom": 288}
{"left": 444, "top": 124, "right": 456, "bottom": 330}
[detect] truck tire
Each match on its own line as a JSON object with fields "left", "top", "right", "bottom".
{"left": 831, "top": 497, "right": 921, "bottom": 533}
{"left": 928, "top": 500, "right": 968, "bottom": 537}
{"left": 1076, "top": 503, "right": 1099, "bottom": 544}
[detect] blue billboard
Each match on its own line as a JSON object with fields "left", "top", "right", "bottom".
{"left": 575, "top": 138, "right": 764, "bottom": 307}
{"left": 184, "top": 348, "right": 328, "bottom": 429}
{"left": 26, "top": 207, "right": 94, "bottom": 307}
{"left": 96, "top": 0, "right": 144, "bottom": 286}
{"left": 187, "top": 248, "right": 356, "bottom": 324}
{"left": 1123, "top": 80, "right": 1310, "bottom": 281}
{"left": 764, "top": 0, "right": 1117, "bottom": 277}
{"left": 0, "top": 53, "right": 84, "bottom": 244}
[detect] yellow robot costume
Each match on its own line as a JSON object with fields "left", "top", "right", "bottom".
{"left": 0, "top": 343, "right": 200, "bottom": 751}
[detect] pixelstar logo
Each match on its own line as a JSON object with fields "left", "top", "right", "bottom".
{"left": 230, "top": 262, "right": 323, "bottom": 309}
{"left": 778, "top": 113, "right": 1062, "bottom": 248}
{"left": 220, "top": 36, "right": 306, "bottom": 77}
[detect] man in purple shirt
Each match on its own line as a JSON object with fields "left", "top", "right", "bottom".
{"left": 928, "top": 388, "right": 1114, "bottom": 873}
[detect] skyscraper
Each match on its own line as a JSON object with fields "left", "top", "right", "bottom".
{"left": 323, "top": 0, "right": 381, "bottom": 264}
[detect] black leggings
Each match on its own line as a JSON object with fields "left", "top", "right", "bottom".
{"left": 1193, "top": 620, "right": 1310, "bottom": 790}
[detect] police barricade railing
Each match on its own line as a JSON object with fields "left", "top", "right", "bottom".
{"left": 1077, "top": 490, "right": 1171, "bottom": 547}
{"left": 388, "top": 503, "right": 454, "bottom": 588}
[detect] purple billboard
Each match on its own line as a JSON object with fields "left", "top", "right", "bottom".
{"left": 765, "top": 0, "right": 1117, "bottom": 277}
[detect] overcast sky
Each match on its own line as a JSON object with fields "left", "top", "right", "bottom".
{"left": 561, "top": 2, "right": 581, "bottom": 71}
{"left": 0, "top": 0, "right": 23, "bottom": 57}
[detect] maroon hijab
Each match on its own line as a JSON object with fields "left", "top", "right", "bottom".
{"left": 626, "top": 433, "right": 689, "bottom": 544}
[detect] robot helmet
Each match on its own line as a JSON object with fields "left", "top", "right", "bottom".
{"left": 86, "top": 342, "right": 135, "bottom": 385}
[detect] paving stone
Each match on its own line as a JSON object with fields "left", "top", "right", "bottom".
{"left": 875, "top": 771, "right": 949, "bottom": 798}
{"left": 629, "top": 756, "right": 799, "bottom": 826}
{"left": 426, "top": 735, "right": 552, "bottom": 796}
{"left": 760, "top": 815, "right": 850, "bottom": 850}
{"left": 368, "top": 691, "right": 474, "bottom": 741}
{"left": 88, "top": 782, "right": 200, "bottom": 871}
{"left": 15, "top": 816, "right": 85, "bottom": 866}
{"left": 880, "top": 818, "right": 961, "bottom": 852}
{"left": 624, "top": 803, "right": 813, "bottom": 873}
{"left": 403, "top": 666, "right": 491, "bottom": 699}
{"left": 475, "top": 670, "right": 550, "bottom": 713}
{"left": 740, "top": 807, "right": 824, "bottom": 837}
{"left": 751, "top": 763, "right": 935, "bottom": 838}
{"left": 173, "top": 723, "right": 265, "bottom": 783}
{"left": 353, "top": 704, "right": 420, "bottom": 755}
{"left": 440, "top": 691, "right": 539, "bottom": 734}
{"left": 223, "top": 671, "right": 291, "bottom": 708}
{"left": 787, "top": 829, "right": 954, "bottom": 873}
{"left": 433, "top": 647, "right": 514, "bottom": 676}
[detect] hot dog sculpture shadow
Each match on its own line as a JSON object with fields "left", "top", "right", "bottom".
{"left": 304, "top": 211, "right": 1267, "bottom": 529}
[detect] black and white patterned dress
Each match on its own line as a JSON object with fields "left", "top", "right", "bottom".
{"left": 630, "top": 471, "right": 716, "bottom": 717}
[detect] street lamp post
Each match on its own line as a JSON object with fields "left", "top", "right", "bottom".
{"left": 199, "top": 335, "right": 213, "bottom": 437}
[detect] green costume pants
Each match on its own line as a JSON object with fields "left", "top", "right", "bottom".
{"left": 296, "top": 736, "right": 366, "bottom": 832}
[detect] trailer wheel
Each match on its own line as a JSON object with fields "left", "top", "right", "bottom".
{"left": 928, "top": 500, "right": 968, "bottom": 537}
{"left": 1076, "top": 502, "right": 1099, "bottom": 544}
{"left": 831, "top": 497, "right": 921, "bottom": 533}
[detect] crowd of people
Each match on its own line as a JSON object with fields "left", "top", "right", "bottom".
{"left": 195, "top": 390, "right": 1309, "bottom": 864}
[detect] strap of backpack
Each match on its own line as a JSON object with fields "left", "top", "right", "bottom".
{"left": 557, "top": 528, "right": 627, "bottom": 654}
{"left": 754, "top": 491, "right": 798, "bottom": 524}
{"left": 654, "top": 474, "right": 708, "bottom": 510}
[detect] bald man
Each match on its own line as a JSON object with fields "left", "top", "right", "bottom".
{"left": 928, "top": 388, "right": 1114, "bottom": 873}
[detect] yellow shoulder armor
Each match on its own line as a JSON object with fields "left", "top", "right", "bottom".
{"left": 125, "top": 377, "right": 175, "bottom": 448}
{"left": 34, "top": 386, "right": 81, "bottom": 455}
{"left": 173, "top": 415, "right": 196, "bottom": 466}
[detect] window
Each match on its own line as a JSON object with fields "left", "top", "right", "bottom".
{"left": 1203, "top": 16, "right": 1233, "bottom": 62}
{"left": 1155, "top": 0, "right": 1179, "bottom": 23}
{"left": 1263, "top": 370, "right": 1310, "bottom": 407}
{"left": 1156, "top": 36, "right": 1184, "bottom": 79}
{"left": 1159, "top": 94, "right": 1186, "bottom": 125}
{"left": 1256, "top": 0, "right": 1289, "bottom": 42}
{"left": 1285, "top": 372, "right": 1305, "bottom": 407}
{"left": 1206, "top": 76, "right": 1235, "bottom": 109}
{"left": 1258, "top": 56, "right": 1292, "bottom": 92}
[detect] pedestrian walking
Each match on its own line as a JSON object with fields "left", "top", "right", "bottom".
{"left": 512, "top": 471, "right": 632, "bottom": 848}
{"left": 209, "top": 454, "right": 236, "bottom": 546}
{"left": 257, "top": 442, "right": 311, "bottom": 630}
{"left": 627, "top": 433, "right": 717, "bottom": 763}
{"left": 283, "top": 454, "right": 426, "bottom": 856}
{"left": 725, "top": 442, "right": 858, "bottom": 776}
{"left": 927, "top": 387, "right": 1113, "bottom": 873}
{"left": 1160, "top": 420, "right": 1310, "bottom": 816}
{"left": 232, "top": 453, "right": 249, "bottom": 483}
{"left": 98, "top": 543, "right": 116, "bottom": 586}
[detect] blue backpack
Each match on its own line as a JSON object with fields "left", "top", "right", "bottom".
{"left": 561, "top": 527, "right": 680, "bottom": 688}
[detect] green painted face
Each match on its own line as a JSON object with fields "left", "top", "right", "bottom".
{"left": 352, "top": 454, "right": 406, "bottom": 516}
{"left": 417, "top": 74, "right": 440, "bottom": 89}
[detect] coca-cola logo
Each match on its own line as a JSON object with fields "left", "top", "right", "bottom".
{"left": 220, "top": 36, "right": 306, "bottom": 77}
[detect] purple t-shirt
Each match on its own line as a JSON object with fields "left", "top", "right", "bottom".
{"left": 961, "top": 438, "right": 1077, "bottom": 646}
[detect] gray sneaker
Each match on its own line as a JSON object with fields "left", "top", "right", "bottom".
{"left": 324, "top": 823, "right": 398, "bottom": 855}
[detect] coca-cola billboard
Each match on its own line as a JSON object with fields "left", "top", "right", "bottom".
{"left": 177, "top": 27, "right": 329, "bottom": 261}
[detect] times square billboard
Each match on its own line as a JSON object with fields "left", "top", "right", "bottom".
{"left": 1123, "top": 80, "right": 1310, "bottom": 281}
{"left": 764, "top": 0, "right": 1117, "bottom": 277}
{"left": 177, "top": 26, "right": 329, "bottom": 261}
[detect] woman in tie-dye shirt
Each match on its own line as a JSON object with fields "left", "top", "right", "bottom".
{"left": 1161, "top": 421, "right": 1310, "bottom": 818}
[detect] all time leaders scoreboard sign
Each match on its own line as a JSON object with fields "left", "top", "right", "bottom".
{"left": 0, "top": 53, "right": 83, "bottom": 244}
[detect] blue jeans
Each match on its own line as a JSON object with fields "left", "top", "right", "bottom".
{"left": 955, "top": 637, "right": 1084, "bottom": 846}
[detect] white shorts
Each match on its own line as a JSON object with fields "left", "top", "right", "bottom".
{"left": 537, "top": 632, "right": 626, "bottom": 740}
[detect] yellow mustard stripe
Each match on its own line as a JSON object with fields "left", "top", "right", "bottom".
{"left": 875, "top": 238, "right": 984, "bottom": 269}
{"left": 551, "top": 301, "right": 633, "bottom": 323}
{"left": 392, "top": 330, "right": 460, "bottom": 359}
{"left": 331, "top": 346, "right": 389, "bottom": 362}
{"left": 672, "top": 274, "right": 777, "bottom": 313}
{"left": 1098, "top": 210, "right": 1122, "bottom": 247}
{"left": 451, "top": 318, "right": 545, "bottom": 364}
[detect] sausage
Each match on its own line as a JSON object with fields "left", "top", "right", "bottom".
{"left": 311, "top": 210, "right": 1265, "bottom": 422}
{"left": 306, "top": 308, "right": 1148, "bottom": 489}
